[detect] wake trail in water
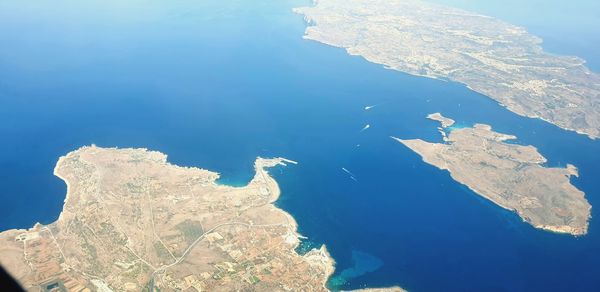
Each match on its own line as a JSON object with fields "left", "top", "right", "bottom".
{"left": 364, "top": 103, "right": 384, "bottom": 111}
{"left": 342, "top": 167, "right": 358, "bottom": 181}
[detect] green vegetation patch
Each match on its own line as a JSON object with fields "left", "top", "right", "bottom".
{"left": 249, "top": 275, "right": 261, "bottom": 284}
{"left": 153, "top": 242, "right": 172, "bottom": 260}
{"left": 175, "top": 220, "right": 204, "bottom": 245}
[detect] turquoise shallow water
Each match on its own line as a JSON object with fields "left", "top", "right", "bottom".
{"left": 1, "top": 0, "right": 600, "bottom": 291}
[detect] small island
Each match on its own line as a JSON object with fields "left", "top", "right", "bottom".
{"left": 392, "top": 114, "right": 591, "bottom": 235}
{"left": 295, "top": 0, "right": 600, "bottom": 139}
{"left": 427, "top": 113, "right": 455, "bottom": 128}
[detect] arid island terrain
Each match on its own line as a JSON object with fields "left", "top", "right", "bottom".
{"left": 393, "top": 114, "right": 591, "bottom": 235}
{"left": 0, "top": 146, "right": 402, "bottom": 291}
{"left": 295, "top": 0, "right": 600, "bottom": 139}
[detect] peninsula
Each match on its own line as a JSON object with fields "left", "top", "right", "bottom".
{"left": 0, "top": 146, "right": 402, "bottom": 291}
{"left": 295, "top": 0, "right": 600, "bottom": 139}
{"left": 393, "top": 114, "right": 591, "bottom": 235}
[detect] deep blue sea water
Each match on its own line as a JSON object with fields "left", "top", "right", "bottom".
{"left": 1, "top": 0, "right": 600, "bottom": 291}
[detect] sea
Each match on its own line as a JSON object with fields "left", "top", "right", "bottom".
{"left": 1, "top": 0, "right": 600, "bottom": 291}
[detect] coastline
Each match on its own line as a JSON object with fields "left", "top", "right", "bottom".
{"left": 2, "top": 146, "right": 342, "bottom": 291}
{"left": 52, "top": 152, "right": 71, "bottom": 224}
{"left": 252, "top": 156, "right": 337, "bottom": 289}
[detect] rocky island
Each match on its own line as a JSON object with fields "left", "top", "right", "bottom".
{"left": 392, "top": 114, "right": 591, "bottom": 235}
{"left": 427, "top": 113, "right": 455, "bottom": 128}
{"left": 0, "top": 146, "right": 402, "bottom": 291}
{"left": 295, "top": 0, "right": 600, "bottom": 139}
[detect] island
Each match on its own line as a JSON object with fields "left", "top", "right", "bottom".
{"left": 392, "top": 114, "right": 591, "bottom": 235}
{"left": 0, "top": 146, "right": 402, "bottom": 291}
{"left": 294, "top": 0, "right": 600, "bottom": 139}
{"left": 427, "top": 113, "right": 455, "bottom": 128}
